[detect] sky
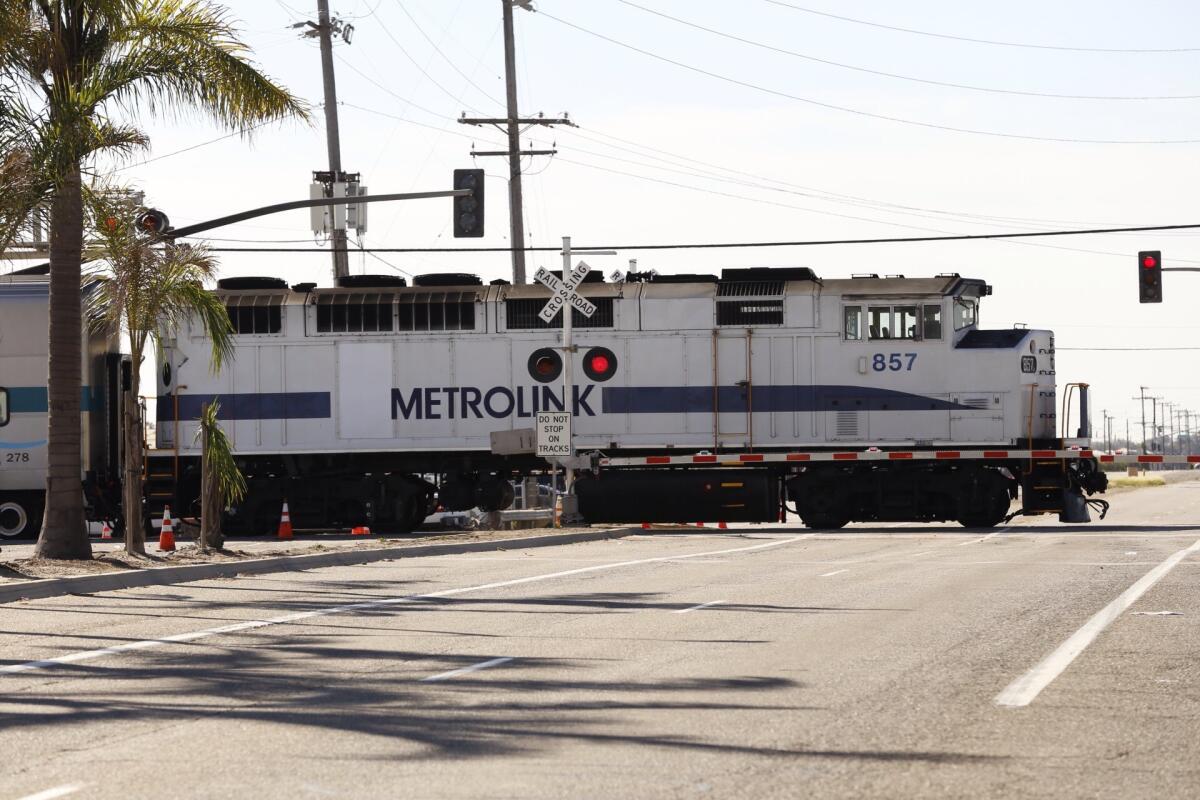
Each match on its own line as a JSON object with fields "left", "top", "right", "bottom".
{"left": 10, "top": 0, "right": 1200, "bottom": 445}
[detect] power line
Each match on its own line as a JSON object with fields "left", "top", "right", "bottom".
{"left": 616, "top": 0, "right": 1200, "bottom": 101}
{"left": 536, "top": 10, "right": 1200, "bottom": 144}
{"left": 758, "top": 0, "right": 1200, "bottom": 54}
{"left": 391, "top": 0, "right": 504, "bottom": 106}
{"left": 543, "top": 152, "right": 1200, "bottom": 264}
{"left": 197, "top": 220, "right": 1200, "bottom": 253}
{"left": 554, "top": 126, "right": 1137, "bottom": 231}
{"left": 370, "top": 6, "right": 498, "bottom": 116}
{"left": 112, "top": 116, "right": 296, "bottom": 171}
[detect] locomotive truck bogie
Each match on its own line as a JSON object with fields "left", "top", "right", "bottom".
{"left": 786, "top": 463, "right": 1017, "bottom": 529}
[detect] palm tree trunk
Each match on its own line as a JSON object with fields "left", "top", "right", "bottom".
{"left": 200, "top": 436, "right": 223, "bottom": 550}
{"left": 34, "top": 166, "right": 91, "bottom": 560}
{"left": 122, "top": 348, "right": 146, "bottom": 554}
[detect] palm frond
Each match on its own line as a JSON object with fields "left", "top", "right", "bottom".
{"left": 195, "top": 400, "right": 246, "bottom": 506}
{"left": 90, "top": 0, "right": 310, "bottom": 130}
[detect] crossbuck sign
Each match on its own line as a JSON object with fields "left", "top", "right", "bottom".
{"left": 534, "top": 262, "right": 596, "bottom": 322}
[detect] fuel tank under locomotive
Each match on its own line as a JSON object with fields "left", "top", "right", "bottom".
{"left": 575, "top": 470, "right": 780, "bottom": 524}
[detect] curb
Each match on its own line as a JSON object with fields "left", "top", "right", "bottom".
{"left": 0, "top": 527, "right": 637, "bottom": 605}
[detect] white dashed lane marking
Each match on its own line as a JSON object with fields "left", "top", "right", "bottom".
{"left": 421, "top": 657, "right": 514, "bottom": 683}
{"left": 674, "top": 600, "right": 726, "bottom": 614}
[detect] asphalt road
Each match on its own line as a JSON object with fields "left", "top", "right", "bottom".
{"left": 1, "top": 483, "right": 1199, "bottom": 799}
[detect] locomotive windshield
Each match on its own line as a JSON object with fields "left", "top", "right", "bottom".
{"left": 953, "top": 298, "right": 977, "bottom": 330}
{"left": 0, "top": 387, "right": 7, "bottom": 426}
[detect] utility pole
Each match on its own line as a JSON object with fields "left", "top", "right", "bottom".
{"left": 460, "top": 1, "right": 573, "bottom": 284}
{"left": 1136, "top": 387, "right": 1148, "bottom": 454}
{"left": 1101, "top": 408, "right": 1110, "bottom": 451}
{"left": 296, "top": 1, "right": 356, "bottom": 281}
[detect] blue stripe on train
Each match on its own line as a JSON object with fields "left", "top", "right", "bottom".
{"left": 6, "top": 386, "right": 103, "bottom": 413}
{"left": 154, "top": 385, "right": 966, "bottom": 422}
{"left": 601, "top": 385, "right": 972, "bottom": 414}
{"left": 157, "top": 392, "right": 332, "bottom": 422}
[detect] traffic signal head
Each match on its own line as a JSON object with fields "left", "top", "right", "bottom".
{"left": 453, "top": 169, "right": 484, "bottom": 238}
{"left": 1138, "top": 250, "right": 1162, "bottom": 303}
{"left": 135, "top": 208, "right": 170, "bottom": 237}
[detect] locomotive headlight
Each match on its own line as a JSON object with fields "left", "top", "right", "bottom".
{"left": 583, "top": 347, "right": 618, "bottom": 382}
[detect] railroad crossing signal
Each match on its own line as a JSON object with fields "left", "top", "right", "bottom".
{"left": 1138, "top": 250, "right": 1162, "bottom": 304}
{"left": 534, "top": 262, "right": 596, "bottom": 323}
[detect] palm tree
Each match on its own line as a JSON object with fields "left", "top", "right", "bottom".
{"left": 86, "top": 191, "right": 234, "bottom": 554}
{"left": 195, "top": 400, "right": 245, "bottom": 552}
{"left": 0, "top": 1, "right": 306, "bottom": 559}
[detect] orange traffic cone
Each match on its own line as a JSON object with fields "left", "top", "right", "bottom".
{"left": 277, "top": 501, "right": 293, "bottom": 540}
{"left": 100, "top": 521, "right": 113, "bottom": 540}
{"left": 695, "top": 522, "right": 705, "bottom": 528}
{"left": 158, "top": 506, "right": 176, "bottom": 551}
{"left": 641, "top": 522, "right": 651, "bottom": 529}
{"left": 718, "top": 521, "right": 728, "bottom": 529}
{"left": 351, "top": 525, "right": 371, "bottom": 536}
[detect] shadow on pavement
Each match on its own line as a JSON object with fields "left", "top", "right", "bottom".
{"left": 0, "top": 638, "right": 997, "bottom": 766}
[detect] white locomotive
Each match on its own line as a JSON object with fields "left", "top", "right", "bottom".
{"left": 143, "top": 267, "right": 1104, "bottom": 532}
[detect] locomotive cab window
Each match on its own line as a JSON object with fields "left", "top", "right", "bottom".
{"left": 894, "top": 306, "right": 919, "bottom": 339}
{"left": 868, "top": 307, "right": 892, "bottom": 339}
{"left": 868, "top": 303, "right": 940, "bottom": 340}
{"left": 953, "top": 298, "right": 977, "bottom": 330}
{"left": 0, "top": 387, "right": 8, "bottom": 426}
{"left": 843, "top": 306, "right": 863, "bottom": 340}
{"left": 923, "top": 304, "right": 943, "bottom": 339}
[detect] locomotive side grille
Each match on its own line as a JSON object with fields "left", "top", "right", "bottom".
{"left": 835, "top": 411, "right": 861, "bottom": 438}
{"left": 717, "top": 281, "right": 784, "bottom": 297}
{"left": 316, "top": 292, "right": 395, "bottom": 333}
{"left": 505, "top": 297, "right": 614, "bottom": 329}
{"left": 716, "top": 281, "right": 785, "bottom": 326}
{"left": 961, "top": 397, "right": 990, "bottom": 409}
{"left": 225, "top": 294, "right": 283, "bottom": 334}
{"left": 717, "top": 299, "right": 783, "bottom": 326}
{"left": 396, "top": 290, "right": 477, "bottom": 332}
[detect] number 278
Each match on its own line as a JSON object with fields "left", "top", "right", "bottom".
{"left": 872, "top": 353, "right": 917, "bottom": 372}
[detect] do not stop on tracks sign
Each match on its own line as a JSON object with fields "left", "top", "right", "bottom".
{"left": 536, "top": 412, "right": 573, "bottom": 458}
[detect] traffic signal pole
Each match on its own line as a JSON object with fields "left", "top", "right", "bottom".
{"left": 164, "top": 189, "right": 471, "bottom": 240}
{"left": 316, "top": 0, "right": 349, "bottom": 280}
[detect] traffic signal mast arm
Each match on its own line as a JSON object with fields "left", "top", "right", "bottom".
{"left": 165, "top": 189, "right": 473, "bottom": 240}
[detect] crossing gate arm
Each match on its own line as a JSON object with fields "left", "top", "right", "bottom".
{"left": 596, "top": 449, "right": 1200, "bottom": 468}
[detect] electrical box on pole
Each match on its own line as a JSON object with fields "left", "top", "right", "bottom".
{"left": 453, "top": 169, "right": 485, "bottom": 237}
{"left": 1138, "top": 250, "right": 1162, "bottom": 303}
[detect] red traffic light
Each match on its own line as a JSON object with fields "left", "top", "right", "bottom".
{"left": 1137, "top": 250, "right": 1163, "bottom": 303}
{"left": 135, "top": 208, "right": 170, "bottom": 236}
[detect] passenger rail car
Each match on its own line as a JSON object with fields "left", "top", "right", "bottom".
{"left": 0, "top": 274, "right": 125, "bottom": 538}
{"left": 151, "top": 268, "right": 1104, "bottom": 532}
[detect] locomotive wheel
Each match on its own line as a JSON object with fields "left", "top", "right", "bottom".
{"left": 956, "top": 484, "right": 1010, "bottom": 529}
{"left": 394, "top": 492, "right": 431, "bottom": 533}
{"left": 0, "top": 497, "right": 41, "bottom": 539}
